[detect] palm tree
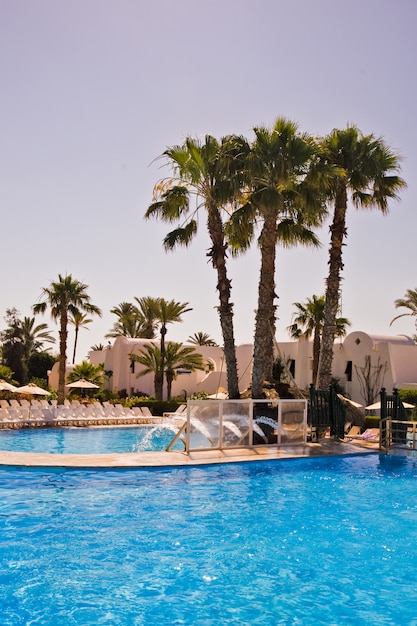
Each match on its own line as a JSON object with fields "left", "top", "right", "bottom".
{"left": 0, "top": 365, "right": 16, "bottom": 385}
{"left": 20, "top": 316, "right": 55, "bottom": 354}
{"left": 130, "top": 342, "right": 162, "bottom": 399}
{"left": 106, "top": 300, "right": 158, "bottom": 339}
{"left": 20, "top": 316, "right": 56, "bottom": 382}
{"left": 134, "top": 296, "right": 159, "bottom": 339}
{"left": 287, "top": 295, "right": 351, "bottom": 385}
{"left": 0, "top": 310, "right": 55, "bottom": 383}
{"left": 164, "top": 342, "right": 206, "bottom": 400}
{"left": 152, "top": 298, "right": 192, "bottom": 400}
{"left": 146, "top": 134, "right": 248, "bottom": 399}
{"left": 66, "top": 360, "right": 103, "bottom": 386}
{"left": 130, "top": 341, "right": 206, "bottom": 400}
{"left": 90, "top": 343, "right": 105, "bottom": 351}
{"left": 188, "top": 332, "right": 218, "bottom": 346}
{"left": 106, "top": 302, "right": 141, "bottom": 338}
{"left": 69, "top": 310, "right": 93, "bottom": 364}
{"left": 316, "top": 126, "right": 406, "bottom": 389}
{"left": 33, "top": 274, "right": 102, "bottom": 404}
{"left": 390, "top": 289, "right": 417, "bottom": 339}
{"left": 227, "top": 118, "right": 326, "bottom": 397}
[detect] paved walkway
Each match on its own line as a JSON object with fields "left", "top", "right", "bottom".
{"left": 0, "top": 439, "right": 376, "bottom": 468}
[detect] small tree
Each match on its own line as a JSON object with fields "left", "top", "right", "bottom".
{"left": 355, "top": 355, "right": 388, "bottom": 406}
{"left": 130, "top": 341, "right": 206, "bottom": 400}
{"left": 67, "top": 360, "right": 103, "bottom": 386}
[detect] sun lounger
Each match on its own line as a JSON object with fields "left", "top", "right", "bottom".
{"left": 346, "top": 427, "right": 380, "bottom": 442}
{"left": 344, "top": 425, "right": 362, "bottom": 439}
{"left": 163, "top": 404, "right": 187, "bottom": 417}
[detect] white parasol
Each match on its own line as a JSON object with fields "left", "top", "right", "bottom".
{"left": 66, "top": 379, "right": 100, "bottom": 389}
{"left": 365, "top": 400, "right": 415, "bottom": 410}
{"left": 16, "top": 383, "right": 50, "bottom": 396}
{"left": 0, "top": 379, "right": 18, "bottom": 392}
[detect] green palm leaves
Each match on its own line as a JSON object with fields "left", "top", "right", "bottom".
{"left": 316, "top": 126, "right": 406, "bottom": 389}
{"left": 33, "top": 274, "right": 102, "bottom": 404}
{"left": 131, "top": 342, "right": 205, "bottom": 400}
{"left": 148, "top": 119, "right": 406, "bottom": 398}
{"left": 146, "top": 135, "right": 243, "bottom": 399}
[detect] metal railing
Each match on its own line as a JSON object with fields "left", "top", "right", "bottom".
{"left": 380, "top": 418, "right": 417, "bottom": 452}
{"left": 309, "top": 384, "right": 346, "bottom": 440}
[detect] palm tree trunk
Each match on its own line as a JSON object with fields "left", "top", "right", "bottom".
{"left": 312, "top": 324, "right": 321, "bottom": 385}
{"left": 72, "top": 328, "right": 79, "bottom": 364}
{"left": 166, "top": 372, "right": 173, "bottom": 400}
{"left": 156, "top": 325, "right": 167, "bottom": 401}
{"left": 207, "top": 203, "right": 240, "bottom": 399}
{"left": 154, "top": 373, "right": 163, "bottom": 401}
{"left": 251, "top": 210, "right": 278, "bottom": 398}
{"left": 316, "top": 184, "right": 347, "bottom": 389}
{"left": 58, "top": 313, "right": 68, "bottom": 405}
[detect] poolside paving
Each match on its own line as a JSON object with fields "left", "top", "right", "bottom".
{"left": 0, "top": 439, "right": 377, "bottom": 468}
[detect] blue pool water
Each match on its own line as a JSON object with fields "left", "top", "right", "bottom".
{"left": 1, "top": 453, "right": 417, "bottom": 625}
{"left": 0, "top": 425, "right": 183, "bottom": 454}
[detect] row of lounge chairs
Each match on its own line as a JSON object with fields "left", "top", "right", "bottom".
{"left": 0, "top": 400, "right": 161, "bottom": 429}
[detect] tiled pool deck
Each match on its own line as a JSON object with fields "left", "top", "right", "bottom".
{"left": 0, "top": 438, "right": 378, "bottom": 468}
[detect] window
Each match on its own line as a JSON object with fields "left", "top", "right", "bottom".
{"left": 345, "top": 361, "right": 352, "bottom": 382}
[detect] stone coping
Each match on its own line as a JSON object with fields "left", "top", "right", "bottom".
{"left": 0, "top": 440, "right": 376, "bottom": 468}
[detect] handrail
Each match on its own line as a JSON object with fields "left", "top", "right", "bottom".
{"left": 165, "top": 420, "right": 187, "bottom": 451}
{"left": 380, "top": 418, "right": 416, "bottom": 452}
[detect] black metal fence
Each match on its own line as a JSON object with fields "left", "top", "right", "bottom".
{"left": 309, "top": 384, "right": 346, "bottom": 440}
{"left": 380, "top": 388, "right": 409, "bottom": 447}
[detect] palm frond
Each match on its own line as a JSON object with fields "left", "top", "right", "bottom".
{"left": 163, "top": 220, "right": 198, "bottom": 250}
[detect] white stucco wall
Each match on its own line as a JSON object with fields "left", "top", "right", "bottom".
{"left": 48, "top": 332, "right": 417, "bottom": 405}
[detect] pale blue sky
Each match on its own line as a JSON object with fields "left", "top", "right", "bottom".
{"left": 1, "top": 0, "right": 416, "bottom": 361}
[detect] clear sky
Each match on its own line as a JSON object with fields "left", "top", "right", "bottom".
{"left": 1, "top": 0, "right": 416, "bottom": 363}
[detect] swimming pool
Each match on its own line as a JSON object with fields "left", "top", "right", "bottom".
{"left": 0, "top": 424, "right": 184, "bottom": 454}
{"left": 1, "top": 453, "right": 417, "bottom": 625}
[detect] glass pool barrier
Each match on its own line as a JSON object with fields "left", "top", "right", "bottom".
{"left": 167, "top": 398, "right": 308, "bottom": 452}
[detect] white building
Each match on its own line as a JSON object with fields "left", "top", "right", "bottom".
{"left": 276, "top": 331, "right": 417, "bottom": 404}
{"left": 49, "top": 332, "right": 417, "bottom": 405}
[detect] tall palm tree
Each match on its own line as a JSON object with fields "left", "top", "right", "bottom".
{"left": 287, "top": 295, "right": 351, "bottom": 385}
{"left": 133, "top": 296, "right": 159, "bottom": 339}
{"left": 33, "top": 274, "right": 102, "bottom": 404}
{"left": 390, "top": 289, "right": 417, "bottom": 338}
{"left": 316, "top": 126, "right": 406, "bottom": 390}
{"left": 106, "top": 299, "right": 158, "bottom": 340}
{"left": 106, "top": 302, "right": 141, "bottom": 338}
{"left": 152, "top": 298, "right": 192, "bottom": 400}
{"left": 145, "top": 134, "right": 248, "bottom": 399}
{"left": 227, "top": 118, "right": 326, "bottom": 397}
{"left": 187, "top": 332, "right": 218, "bottom": 346}
{"left": 69, "top": 310, "right": 93, "bottom": 364}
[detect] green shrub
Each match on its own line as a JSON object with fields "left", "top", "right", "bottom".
{"left": 364, "top": 416, "right": 380, "bottom": 429}
{"left": 398, "top": 389, "right": 417, "bottom": 420}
